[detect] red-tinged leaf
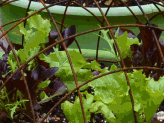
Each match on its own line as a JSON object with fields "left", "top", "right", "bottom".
{"left": 42, "top": 67, "right": 59, "bottom": 80}
{"left": 137, "top": 22, "right": 162, "bottom": 55}
{"left": 30, "top": 65, "right": 58, "bottom": 86}
{"left": 45, "top": 45, "right": 55, "bottom": 56}
{"left": 92, "top": 71, "right": 101, "bottom": 76}
{"left": 49, "top": 30, "right": 58, "bottom": 39}
{"left": 159, "top": 38, "right": 164, "bottom": 46}
{"left": 0, "top": 42, "right": 6, "bottom": 52}
{"left": 39, "top": 86, "right": 52, "bottom": 93}
{"left": 36, "top": 56, "right": 50, "bottom": 68}
{"left": 31, "top": 65, "right": 47, "bottom": 81}
{"left": 33, "top": 103, "right": 42, "bottom": 111}
{"left": 2, "top": 54, "right": 8, "bottom": 61}
{"left": 12, "top": 42, "right": 23, "bottom": 51}
{"left": 131, "top": 44, "right": 144, "bottom": 66}
{"left": 122, "top": 56, "right": 132, "bottom": 68}
{"left": 48, "top": 77, "right": 67, "bottom": 95}
{"left": 0, "top": 42, "right": 11, "bottom": 61}
{"left": 0, "top": 43, "right": 10, "bottom": 61}
{"left": 4, "top": 66, "right": 28, "bottom": 100}
{"left": 29, "top": 65, "right": 59, "bottom": 99}
{"left": 47, "top": 25, "right": 76, "bottom": 51}
{"left": 136, "top": 22, "right": 164, "bottom": 80}
{"left": 0, "top": 59, "right": 10, "bottom": 78}
{"left": 45, "top": 30, "right": 58, "bottom": 55}
{"left": 0, "top": 42, "right": 11, "bottom": 54}
{"left": 59, "top": 25, "right": 76, "bottom": 51}
{"left": 6, "top": 44, "right": 11, "bottom": 54}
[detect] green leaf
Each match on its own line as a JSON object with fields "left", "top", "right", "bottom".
{"left": 44, "top": 50, "right": 68, "bottom": 68}
{"left": 82, "top": 60, "right": 102, "bottom": 72}
{"left": 38, "top": 78, "right": 50, "bottom": 89}
{"left": 87, "top": 65, "right": 164, "bottom": 122}
{"left": 143, "top": 76, "right": 164, "bottom": 122}
{"left": 10, "top": 105, "right": 17, "bottom": 119}
{"left": 7, "top": 59, "right": 17, "bottom": 73}
{"left": 0, "top": 52, "right": 5, "bottom": 60}
{"left": 89, "top": 64, "right": 129, "bottom": 104}
{"left": 129, "top": 69, "right": 164, "bottom": 122}
{"left": 18, "top": 49, "right": 28, "bottom": 64}
{"left": 8, "top": 10, "right": 52, "bottom": 72}
{"left": 97, "top": 27, "right": 141, "bottom": 60}
{"left": 38, "top": 88, "right": 67, "bottom": 104}
{"left": 18, "top": 46, "right": 40, "bottom": 71}
{"left": 115, "top": 31, "right": 141, "bottom": 59}
{"left": 94, "top": 27, "right": 115, "bottom": 55}
{"left": 18, "top": 22, "right": 28, "bottom": 36}
{"left": 90, "top": 99, "right": 116, "bottom": 123}
{"left": 5, "top": 100, "right": 28, "bottom": 119}
{"left": 61, "top": 92, "right": 93, "bottom": 123}
{"left": 52, "top": 50, "right": 91, "bottom": 91}
{"left": 27, "top": 11, "right": 51, "bottom": 34}
{"left": 40, "top": 91, "right": 49, "bottom": 100}
{"left": 114, "top": 27, "right": 120, "bottom": 38}
{"left": 7, "top": 50, "right": 19, "bottom": 72}
{"left": 18, "top": 10, "right": 51, "bottom": 50}
{"left": 68, "top": 50, "right": 88, "bottom": 67}
{"left": 59, "top": 69, "right": 93, "bottom": 92}
{"left": 109, "top": 94, "right": 135, "bottom": 123}
{"left": 148, "top": 76, "right": 164, "bottom": 94}
{"left": 145, "top": 87, "right": 163, "bottom": 122}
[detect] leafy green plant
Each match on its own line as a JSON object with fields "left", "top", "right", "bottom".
{"left": 5, "top": 99, "right": 29, "bottom": 119}
{"left": 94, "top": 25, "right": 141, "bottom": 60}
{"left": 8, "top": 10, "right": 51, "bottom": 72}
{"left": 59, "top": 28, "right": 164, "bottom": 122}
{"left": 0, "top": 86, "right": 28, "bottom": 119}
{"left": 1, "top": 10, "right": 163, "bottom": 123}
{"left": 61, "top": 63, "right": 164, "bottom": 123}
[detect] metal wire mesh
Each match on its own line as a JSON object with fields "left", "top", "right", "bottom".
{"left": 0, "top": 0, "right": 164, "bottom": 122}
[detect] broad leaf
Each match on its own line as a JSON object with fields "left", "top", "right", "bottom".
{"left": 59, "top": 25, "right": 76, "bottom": 51}
{"left": 61, "top": 92, "right": 93, "bottom": 123}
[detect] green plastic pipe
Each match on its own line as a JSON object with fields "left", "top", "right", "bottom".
{"left": 6, "top": 0, "right": 164, "bottom": 16}
{"left": 56, "top": 48, "right": 118, "bottom": 60}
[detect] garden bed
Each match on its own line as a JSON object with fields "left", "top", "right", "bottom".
{"left": 31, "top": 0, "right": 161, "bottom": 7}
{"left": 1, "top": 0, "right": 164, "bottom": 123}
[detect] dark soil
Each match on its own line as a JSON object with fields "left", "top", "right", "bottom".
{"left": 31, "top": 0, "right": 160, "bottom": 7}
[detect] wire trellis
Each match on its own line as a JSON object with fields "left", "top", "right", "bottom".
{"left": 0, "top": 0, "right": 164, "bottom": 123}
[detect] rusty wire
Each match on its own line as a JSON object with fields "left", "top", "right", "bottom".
{"left": 0, "top": 14, "right": 36, "bottom": 123}
{"left": 93, "top": 0, "right": 137, "bottom": 122}
{"left": 0, "top": 24, "right": 163, "bottom": 94}
{"left": 39, "top": 0, "right": 87, "bottom": 122}
{"left": 0, "top": 0, "right": 164, "bottom": 122}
